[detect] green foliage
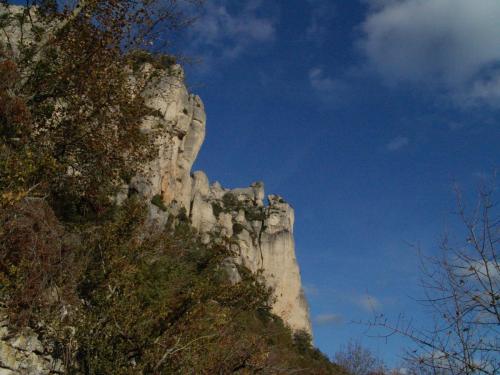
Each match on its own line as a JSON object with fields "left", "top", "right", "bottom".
{"left": 211, "top": 201, "right": 223, "bottom": 218}
{"left": 217, "top": 192, "right": 266, "bottom": 222}
{"left": 128, "top": 50, "right": 177, "bottom": 72}
{"left": 0, "top": 4, "right": 347, "bottom": 374}
{"left": 151, "top": 194, "right": 167, "bottom": 211}
{"left": 1, "top": 197, "right": 345, "bottom": 374}
{"left": 244, "top": 206, "right": 266, "bottom": 222}
{"left": 222, "top": 191, "right": 239, "bottom": 209}
{"left": 0, "top": 3, "right": 161, "bottom": 219}
{"left": 177, "top": 206, "right": 189, "bottom": 222}
{"left": 233, "top": 222, "right": 246, "bottom": 235}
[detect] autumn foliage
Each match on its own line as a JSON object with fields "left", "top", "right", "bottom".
{"left": 0, "top": 2, "right": 347, "bottom": 374}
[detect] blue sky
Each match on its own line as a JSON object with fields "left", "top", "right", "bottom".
{"left": 177, "top": 0, "right": 500, "bottom": 367}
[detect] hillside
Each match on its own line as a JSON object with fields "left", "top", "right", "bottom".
{"left": 0, "top": 3, "right": 347, "bottom": 374}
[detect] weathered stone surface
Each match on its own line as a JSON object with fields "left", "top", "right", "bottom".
{"left": 130, "top": 65, "right": 206, "bottom": 214}
{"left": 2, "top": 3, "right": 312, "bottom": 336}
{"left": 0, "top": 5, "right": 38, "bottom": 56}
{"left": 9, "top": 334, "right": 43, "bottom": 354}
{"left": 0, "top": 312, "right": 64, "bottom": 374}
{"left": 189, "top": 179, "right": 312, "bottom": 334}
{"left": 127, "top": 64, "right": 312, "bottom": 334}
{"left": 0, "top": 7, "right": 312, "bottom": 373}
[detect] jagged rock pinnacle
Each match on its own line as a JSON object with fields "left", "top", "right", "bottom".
{"left": 130, "top": 65, "right": 312, "bottom": 334}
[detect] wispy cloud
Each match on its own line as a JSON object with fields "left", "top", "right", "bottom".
{"left": 187, "top": 1, "right": 276, "bottom": 69}
{"left": 386, "top": 136, "right": 409, "bottom": 151}
{"left": 308, "top": 68, "right": 348, "bottom": 105}
{"left": 309, "top": 68, "right": 338, "bottom": 92}
{"left": 456, "top": 259, "right": 500, "bottom": 283}
{"left": 355, "top": 294, "right": 382, "bottom": 312}
{"left": 359, "top": 0, "right": 500, "bottom": 107}
{"left": 314, "top": 313, "right": 344, "bottom": 326}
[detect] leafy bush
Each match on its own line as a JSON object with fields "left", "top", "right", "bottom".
{"left": 151, "top": 194, "right": 168, "bottom": 211}
{"left": 211, "top": 201, "right": 223, "bottom": 218}
{"left": 244, "top": 206, "right": 266, "bottom": 222}
{"left": 222, "top": 192, "right": 241, "bottom": 210}
{"left": 0, "top": 3, "right": 348, "bottom": 373}
{"left": 0, "top": 196, "right": 345, "bottom": 374}
{"left": 0, "top": 199, "right": 83, "bottom": 325}
{"left": 233, "top": 222, "right": 246, "bottom": 236}
{"left": 128, "top": 50, "right": 177, "bottom": 72}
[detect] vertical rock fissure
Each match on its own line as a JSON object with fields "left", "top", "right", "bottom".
{"left": 257, "top": 210, "right": 266, "bottom": 268}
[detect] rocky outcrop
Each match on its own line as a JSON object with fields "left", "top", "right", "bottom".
{"left": 130, "top": 66, "right": 312, "bottom": 334}
{"left": 189, "top": 175, "right": 311, "bottom": 333}
{"left": 0, "top": 312, "right": 64, "bottom": 374}
{"left": 0, "top": 3, "right": 312, "bottom": 334}
{"left": 130, "top": 65, "right": 206, "bottom": 212}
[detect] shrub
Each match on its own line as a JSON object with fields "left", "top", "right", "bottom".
{"left": 232, "top": 222, "right": 246, "bottom": 236}
{"left": 128, "top": 50, "right": 177, "bottom": 72}
{"left": 222, "top": 192, "right": 240, "bottom": 210}
{"left": 0, "top": 199, "right": 83, "bottom": 326}
{"left": 244, "top": 206, "right": 266, "bottom": 222}
{"left": 211, "top": 202, "right": 223, "bottom": 218}
{"left": 151, "top": 194, "right": 167, "bottom": 211}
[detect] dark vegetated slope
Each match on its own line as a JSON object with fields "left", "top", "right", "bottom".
{"left": 0, "top": 198, "right": 347, "bottom": 374}
{"left": 0, "top": 3, "right": 348, "bottom": 373}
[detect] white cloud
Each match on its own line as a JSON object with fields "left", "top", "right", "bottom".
{"left": 314, "top": 313, "right": 344, "bottom": 326}
{"left": 386, "top": 136, "right": 409, "bottom": 151}
{"left": 187, "top": 1, "right": 276, "bottom": 67}
{"left": 355, "top": 294, "right": 382, "bottom": 312}
{"left": 468, "top": 73, "right": 500, "bottom": 105}
{"left": 309, "top": 68, "right": 338, "bottom": 92}
{"left": 359, "top": 0, "right": 500, "bottom": 106}
{"left": 457, "top": 259, "right": 500, "bottom": 283}
{"left": 308, "top": 68, "right": 350, "bottom": 106}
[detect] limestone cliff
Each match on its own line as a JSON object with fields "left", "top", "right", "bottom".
{"left": 0, "top": 4, "right": 311, "bottom": 334}
{"left": 129, "top": 66, "right": 312, "bottom": 334}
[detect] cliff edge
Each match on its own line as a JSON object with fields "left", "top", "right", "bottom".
{"left": 127, "top": 64, "right": 312, "bottom": 334}
{"left": 0, "top": 3, "right": 311, "bottom": 335}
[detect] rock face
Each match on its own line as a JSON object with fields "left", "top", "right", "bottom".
{"left": 130, "top": 66, "right": 312, "bottom": 334}
{"left": 128, "top": 64, "right": 206, "bottom": 214}
{"left": 0, "top": 4, "right": 312, "bottom": 334}
{"left": 0, "top": 312, "right": 64, "bottom": 374}
{"left": 189, "top": 177, "right": 311, "bottom": 333}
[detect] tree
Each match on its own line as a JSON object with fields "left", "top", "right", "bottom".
{"left": 334, "top": 340, "right": 387, "bottom": 375}
{"left": 0, "top": 0, "right": 201, "bottom": 217}
{"left": 0, "top": 0, "right": 204, "bottom": 327}
{"left": 369, "top": 181, "right": 499, "bottom": 375}
{"left": 0, "top": 4, "right": 351, "bottom": 373}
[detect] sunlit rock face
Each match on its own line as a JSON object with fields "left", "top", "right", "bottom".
{"left": 0, "top": 310, "right": 64, "bottom": 374}
{"left": 131, "top": 66, "right": 312, "bottom": 334}
{"left": 129, "top": 65, "right": 206, "bottom": 212}
{"left": 0, "top": 5, "right": 39, "bottom": 56}
{"left": 189, "top": 177, "right": 312, "bottom": 333}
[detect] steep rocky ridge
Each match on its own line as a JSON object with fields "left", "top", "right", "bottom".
{"left": 0, "top": 4, "right": 311, "bottom": 334}
{"left": 129, "top": 66, "right": 312, "bottom": 334}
